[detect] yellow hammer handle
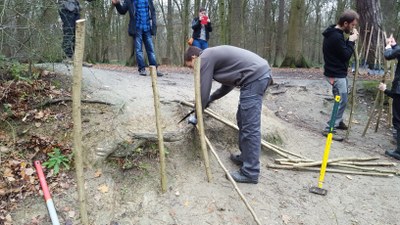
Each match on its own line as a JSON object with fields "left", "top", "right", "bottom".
{"left": 318, "top": 132, "right": 333, "bottom": 188}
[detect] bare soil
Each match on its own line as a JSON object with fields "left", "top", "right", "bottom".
{"left": 5, "top": 64, "right": 400, "bottom": 225}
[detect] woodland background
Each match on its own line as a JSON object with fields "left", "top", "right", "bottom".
{"left": 1, "top": 0, "right": 399, "bottom": 68}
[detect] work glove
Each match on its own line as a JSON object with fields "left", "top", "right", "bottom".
{"left": 188, "top": 114, "right": 197, "bottom": 125}
{"left": 378, "top": 83, "right": 387, "bottom": 92}
{"left": 349, "top": 29, "right": 359, "bottom": 42}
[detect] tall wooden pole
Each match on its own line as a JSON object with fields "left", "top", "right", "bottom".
{"left": 345, "top": 33, "right": 359, "bottom": 140}
{"left": 375, "top": 31, "right": 386, "bottom": 132}
{"left": 194, "top": 58, "right": 212, "bottom": 182}
{"left": 149, "top": 66, "right": 167, "bottom": 192}
{"left": 72, "top": 19, "right": 89, "bottom": 225}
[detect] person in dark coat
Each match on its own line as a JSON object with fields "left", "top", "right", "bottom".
{"left": 58, "top": 0, "right": 94, "bottom": 66}
{"left": 191, "top": 7, "right": 212, "bottom": 50}
{"left": 112, "top": 0, "right": 163, "bottom": 77}
{"left": 321, "top": 9, "right": 359, "bottom": 138}
{"left": 379, "top": 34, "right": 400, "bottom": 160}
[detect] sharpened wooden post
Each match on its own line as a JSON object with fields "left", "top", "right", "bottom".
{"left": 194, "top": 58, "right": 212, "bottom": 182}
{"left": 72, "top": 19, "right": 89, "bottom": 225}
{"left": 345, "top": 31, "right": 360, "bottom": 140}
{"left": 149, "top": 66, "right": 167, "bottom": 192}
{"left": 204, "top": 135, "right": 262, "bottom": 225}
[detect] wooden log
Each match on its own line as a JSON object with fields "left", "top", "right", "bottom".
{"left": 275, "top": 158, "right": 314, "bottom": 163}
{"left": 177, "top": 100, "right": 304, "bottom": 159}
{"left": 338, "top": 161, "right": 396, "bottom": 166}
{"left": 72, "top": 19, "right": 89, "bottom": 225}
{"left": 204, "top": 135, "right": 262, "bottom": 225}
{"left": 150, "top": 66, "right": 167, "bottom": 192}
{"left": 193, "top": 58, "right": 212, "bottom": 182}
{"left": 266, "top": 164, "right": 394, "bottom": 177}
{"left": 330, "top": 163, "right": 399, "bottom": 175}
{"left": 293, "top": 156, "right": 380, "bottom": 168}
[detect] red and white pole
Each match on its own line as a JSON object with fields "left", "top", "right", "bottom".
{"left": 34, "top": 161, "right": 60, "bottom": 225}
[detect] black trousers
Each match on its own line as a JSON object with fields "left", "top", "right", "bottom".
{"left": 59, "top": 8, "right": 80, "bottom": 58}
{"left": 392, "top": 96, "right": 400, "bottom": 131}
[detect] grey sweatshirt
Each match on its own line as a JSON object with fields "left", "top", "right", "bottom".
{"left": 199, "top": 45, "right": 271, "bottom": 110}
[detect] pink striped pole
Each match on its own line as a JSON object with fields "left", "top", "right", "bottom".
{"left": 34, "top": 161, "right": 60, "bottom": 225}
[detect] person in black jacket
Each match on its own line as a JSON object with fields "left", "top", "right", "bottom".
{"left": 379, "top": 34, "right": 400, "bottom": 160}
{"left": 59, "top": 0, "right": 93, "bottom": 66}
{"left": 191, "top": 7, "right": 212, "bottom": 50}
{"left": 322, "top": 9, "right": 359, "bottom": 137}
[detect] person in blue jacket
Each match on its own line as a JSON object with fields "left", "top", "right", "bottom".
{"left": 112, "top": 0, "right": 163, "bottom": 77}
{"left": 379, "top": 34, "right": 400, "bottom": 160}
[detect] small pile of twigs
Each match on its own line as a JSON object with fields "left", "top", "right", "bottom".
{"left": 267, "top": 156, "right": 398, "bottom": 177}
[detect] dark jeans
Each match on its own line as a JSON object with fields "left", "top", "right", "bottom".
{"left": 59, "top": 8, "right": 80, "bottom": 58}
{"left": 236, "top": 74, "right": 270, "bottom": 179}
{"left": 192, "top": 39, "right": 208, "bottom": 50}
{"left": 135, "top": 30, "right": 157, "bottom": 72}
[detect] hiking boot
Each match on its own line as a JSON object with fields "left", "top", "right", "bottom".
{"left": 139, "top": 70, "right": 147, "bottom": 76}
{"left": 62, "top": 57, "right": 73, "bottom": 64}
{"left": 321, "top": 130, "right": 344, "bottom": 141}
{"left": 385, "top": 150, "right": 400, "bottom": 160}
{"left": 229, "top": 154, "right": 243, "bottom": 166}
{"left": 386, "top": 130, "right": 400, "bottom": 160}
{"left": 227, "top": 171, "right": 258, "bottom": 184}
{"left": 82, "top": 62, "right": 93, "bottom": 67}
{"left": 335, "top": 121, "right": 348, "bottom": 130}
{"left": 157, "top": 71, "right": 164, "bottom": 77}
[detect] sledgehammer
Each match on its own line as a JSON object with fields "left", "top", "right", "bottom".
{"left": 309, "top": 95, "right": 341, "bottom": 195}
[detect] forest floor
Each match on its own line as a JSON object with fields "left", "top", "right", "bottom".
{"left": 1, "top": 63, "right": 399, "bottom": 225}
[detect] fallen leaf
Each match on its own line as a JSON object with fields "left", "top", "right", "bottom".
{"left": 94, "top": 169, "right": 102, "bottom": 178}
{"left": 98, "top": 184, "right": 109, "bottom": 193}
{"left": 68, "top": 210, "right": 75, "bottom": 218}
{"left": 34, "top": 111, "right": 44, "bottom": 119}
{"left": 346, "top": 175, "right": 353, "bottom": 180}
{"left": 25, "top": 168, "right": 35, "bottom": 176}
{"left": 6, "top": 214, "right": 12, "bottom": 222}
{"left": 282, "top": 214, "right": 291, "bottom": 224}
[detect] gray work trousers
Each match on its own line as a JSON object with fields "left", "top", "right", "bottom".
{"left": 325, "top": 77, "right": 348, "bottom": 127}
{"left": 236, "top": 74, "right": 270, "bottom": 179}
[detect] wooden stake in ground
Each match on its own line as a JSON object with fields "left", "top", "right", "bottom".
{"left": 345, "top": 30, "right": 360, "bottom": 140}
{"left": 204, "top": 135, "right": 262, "bottom": 225}
{"left": 375, "top": 30, "right": 385, "bottom": 132}
{"left": 193, "top": 58, "right": 212, "bottom": 182}
{"left": 72, "top": 19, "right": 89, "bottom": 225}
{"left": 149, "top": 66, "right": 167, "bottom": 192}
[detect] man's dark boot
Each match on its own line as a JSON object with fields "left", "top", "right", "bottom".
{"left": 385, "top": 130, "right": 400, "bottom": 160}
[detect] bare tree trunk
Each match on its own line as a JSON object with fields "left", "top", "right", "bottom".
{"left": 230, "top": 0, "right": 244, "bottom": 47}
{"left": 166, "top": 0, "right": 173, "bottom": 63}
{"left": 218, "top": 0, "right": 227, "bottom": 44}
{"left": 311, "top": 0, "right": 322, "bottom": 64}
{"left": 355, "top": 0, "right": 383, "bottom": 69}
{"left": 262, "top": 0, "right": 272, "bottom": 60}
{"left": 335, "top": 0, "right": 347, "bottom": 22}
{"left": 273, "top": 0, "right": 285, "bottom": 67}
{"left": 281, "top": 0, "right": 309, "bottom": 68}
